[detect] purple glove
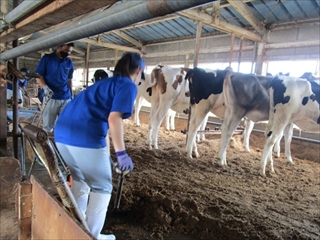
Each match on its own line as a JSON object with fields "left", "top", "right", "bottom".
{"left": 116, "top": 150, "right": 134, "bottom": 172}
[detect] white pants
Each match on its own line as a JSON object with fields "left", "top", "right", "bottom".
{"left": 55, "top": 143, "right": 113, "bottom": 194}
{"left": 42, "top": 98, "right": 70, "bottom": 132}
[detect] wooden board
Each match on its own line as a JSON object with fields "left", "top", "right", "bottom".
{"left": 30, "top": 175, "right": 93, "bottom": 239}
{"left": 0, "top": 157, "right": 22, "bottom": 240}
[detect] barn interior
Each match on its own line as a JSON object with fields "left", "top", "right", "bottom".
{"left": 0, "top": 0, "right": 319, "bottom": 239}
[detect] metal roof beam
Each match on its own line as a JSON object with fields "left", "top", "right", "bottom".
{"left": 113, "top": 30, "right": 145, "bottom": 52}
{"left": 178, "top": 9, "right": 262, "bottom": 42}
{"left": 78, "top": 38, "right": 141, "bottom": 54}
{"left": 226, "top": 0, "right": 266, "bottom": 35}
{"left": 145, "top": 45, "right": 254, "bottom": 58}
{"left": 0, "top": 0, "right": 118, "bottom": 44}
{"left": 265, "top": 40, "right": 320, "bottom": 49}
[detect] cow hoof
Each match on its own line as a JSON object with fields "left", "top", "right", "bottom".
{"left": 259, "top": 170, "right": 266, "bottom": 176}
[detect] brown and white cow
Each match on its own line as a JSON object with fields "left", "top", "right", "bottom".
{"left": 134, "top": 72, "right": 177, "bottom": 131}
{"left": 260, "top": 76, "right": 320, "bottom": 175}
{"left": 147, "top": 65, "right": 190, "bottom": 149}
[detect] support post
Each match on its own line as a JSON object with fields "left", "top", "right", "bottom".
{"left": 0, "top": 66, "right": 6, "bottom": 156}
{"left": 114, "top": 49, "right": 119, "bottom": 69}
{"left": 184, "top": 54, "right": 189, "bottom": 68}
{"left": 85, "top": 43, "right": 91, "bottom": 87}
{"left": 255, "top": 42, "right": 265, "bottom": 75}
{"left": 12, "top": 0, "right": 20, "bottom": 159}
{"left": 251, "top": 42, "right": 257, "bottom": 74}
{"left": 237, "top": 37, "right": 244, "bottom": 72}
{"left": 229, "top": 33, "right": 235, "bottom": 67}
{"left": 193, "top": 21, "right": 203, "bottom": 67}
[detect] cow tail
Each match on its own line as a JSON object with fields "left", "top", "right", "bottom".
{"left": 266, "top": 86, "right": 275, "bottom": 136}
{"left": 223, "top": 71, "right": 234, "bottom": 106}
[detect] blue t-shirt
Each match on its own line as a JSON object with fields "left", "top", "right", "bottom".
{"left": 7, "top": 78, "right": 28, "bottom": 90}
{"left": 54, "top": 75, "right": 137, "bottom": 148}
{"left": 35, "top": 51, "right": 74, "bottom": 100}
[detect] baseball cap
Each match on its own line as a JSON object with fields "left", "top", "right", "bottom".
{"left": 123, "top": 52, "right": 145, "bottom": 70}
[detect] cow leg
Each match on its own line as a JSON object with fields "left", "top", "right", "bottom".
{"left": 165, "top": 109, "right": 176, "bottom": 131}
{"left": 147, "top": 92, "right": 160, "bottom": 149}
{"left": 197, "top": 113, "right": 209, "bottom": 142}
{"left": 165, "top": 112, "right": 170, "bottom": 131}
{"left": 260, "top": 123, "right": 288, "bottom": 175}
{"left": 170, "top": 110, "right": 176, "bottom": 131}
{"left": 219, "top": 110, "right": 244, "bottom": 166}
{"left": 243, "top": 118, "right": 254, "bottom": 152}
{"left": 152, "top": 103, "right": 172, "bottom": 149}
{"left": 134, "top": 96, "right": 145, "bottom": 126}
{"left": 186, "top": 108, "right": 208, "bottom": 159}
{"left": 261, "top": 138, "right": 277, "bottom": 176}
{"left": 273, "top": 134, "right": 282, "bottom": 158}
{"left": 283, "top": 123, "right": 294, "bottom": 164}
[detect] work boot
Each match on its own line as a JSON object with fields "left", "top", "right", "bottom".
{"left": 86, "top": 192, "right": 115, "bottom": 240}
{"left": 71, "top": 180, "right": 90, "bottom": 218}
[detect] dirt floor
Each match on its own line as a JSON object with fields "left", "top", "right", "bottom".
{"left": 1, "top": 111, "right": 320, "bottom": 240}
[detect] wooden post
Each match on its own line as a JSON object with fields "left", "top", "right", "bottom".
{"left": 193, "top": 21, "right": 203, "bottom": 67}
{"left": 229, "top": 33, "right": 235, "bottom": 67}
{"left": 188, "top": 21, "right": 203, "bottom": 144}
{"left": 237, "top": 37, "right": 244, "bottom": 72}
{"left": 184, "top": 54, "right": 189, "bottom": 68}
{"left": 254, "top": 42, "right": 265, "bottom": 75}
{"left": 251, "top": 42, "right": 257, "bottom": 74}
{"left": 114, "top": 49, "right": 118, "bottom": 69}
{"left": 85, "top": 43, "right": 91, "bottom": 87}
{"left": 0, "top": 65, "right": 6, "bottom": 156}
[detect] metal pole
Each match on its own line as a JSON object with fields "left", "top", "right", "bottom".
{"left": 12, "top": 0, "right": 20, "bottom": 159}
{"left": 1, "top": 0, "right": 211, "bottom": 61}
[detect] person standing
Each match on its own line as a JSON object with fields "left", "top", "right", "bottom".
{"left": 54, "top": 52, "right": 145, "bottom": 240}
{"left": 35, "top": 43, "right": 74, "bottom": 132}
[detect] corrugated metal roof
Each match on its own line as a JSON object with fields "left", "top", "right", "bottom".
{"left": 3, "top": 0, "right": 320, "bottom": 54}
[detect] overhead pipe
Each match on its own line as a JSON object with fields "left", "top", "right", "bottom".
{"left": 4, "top": 0, "right": 47, "bottom": 24}
{"left": 0, "top": 0, "right": 214, "bottom": 61}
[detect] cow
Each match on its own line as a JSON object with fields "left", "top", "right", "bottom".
{"left": 260, "top": 76, "right": 320, "bottom": 175}
{"left": 300, "top": 72, "right": 318, "bottom": 81}
{"left": 91, "top": 69, "right": 114, "bottom": 83}
{"left": 185, "top": 67, "right": 293, "bottom": 167}
{"left": 134, "top": 72, "right": 177, "bottom": 131}
{"left": 147, "top": 65, "right": 198, "bottom": 149}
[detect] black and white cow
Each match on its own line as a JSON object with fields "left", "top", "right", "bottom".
{"left": 260, "top": 76, "right": 320, "bottom": 175}
{"left": 185, "top": 68, "right": 292, "bottom": 167}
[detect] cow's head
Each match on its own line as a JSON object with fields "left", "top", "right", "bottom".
{"left": 300, "top": 72, "right": 317, "bottom": 81}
